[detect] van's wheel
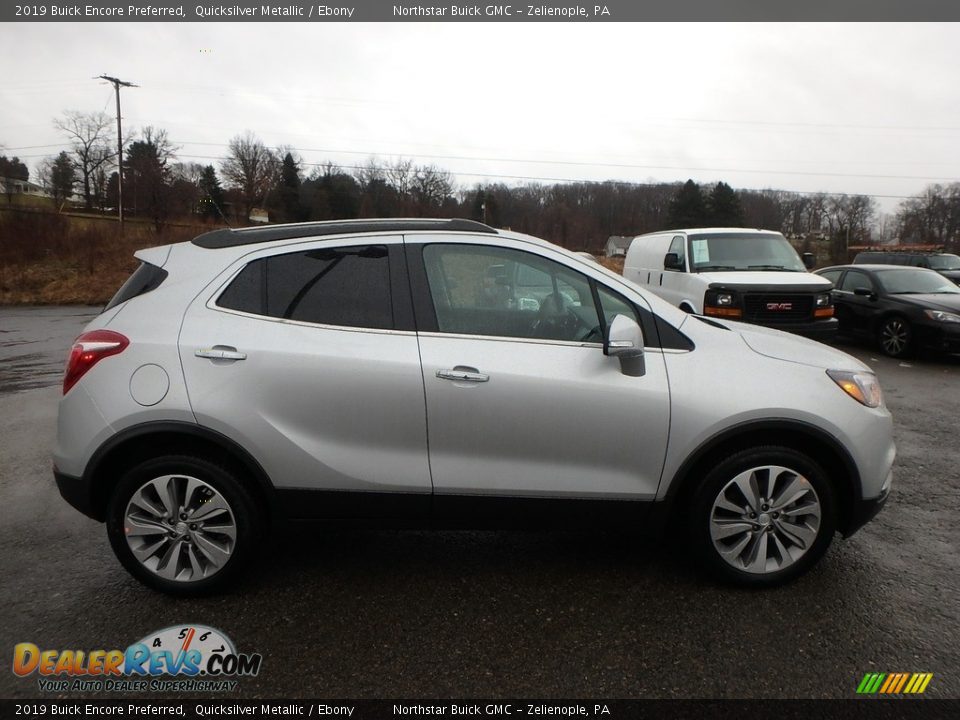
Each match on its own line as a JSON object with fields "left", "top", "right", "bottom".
{"left": 878, "top": 315, "right": 914, "bottom": 358}
{"left": 689, "top": 447, "right": 836, "bottom": 587}
{"left": 106, "top": 455, "right": 261, "bottom": 595}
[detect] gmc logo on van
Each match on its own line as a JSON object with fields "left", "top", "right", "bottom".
{"left": 766, "top": 302, "right": 793, "bottom": 311}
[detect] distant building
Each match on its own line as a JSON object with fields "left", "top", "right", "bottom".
{"left": 249, "top": 207, "right": 270, "bottom": 224}
{"left": 605, "top": 235, "right": 633, "bottom": 257}
{"left": 0, "top": 176, "right": 47, "bottom": 197}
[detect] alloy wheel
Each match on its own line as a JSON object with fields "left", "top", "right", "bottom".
{"left": 709, "top": 465, "right": 822, "bottom": 574}
{"left": 124, "top": 474, "right": 237, "bottom": 582}
{"left": 880, "top": 318, "right": 909, "bottom": 357}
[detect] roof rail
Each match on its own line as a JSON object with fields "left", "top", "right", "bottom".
{"left": 192, "top": 218, "right": 498, "bottom": 249}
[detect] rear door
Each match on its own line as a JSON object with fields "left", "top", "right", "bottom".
{"left": 406, "top": 234, "right": 672, "bottom": 524}
{"left": 178, "top": 237, "right": 431, "bottom": 519}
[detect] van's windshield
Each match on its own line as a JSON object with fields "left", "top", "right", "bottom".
{"left": 689, "top": 233, "right": 806, "bottom": 273}
{"left": 928, "top": 254, "right": 960, "bottom": 271}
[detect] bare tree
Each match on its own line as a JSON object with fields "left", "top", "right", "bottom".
{"left": 385, "top": 158, "right": 416, "bottom": 198}
{"left": 53, "top": 111, "right": 116, "bottom": 210}
{"left": 355, "top": 157, "right": 385, "bottom": 192}
{"left": 221, "top": 132, "right": 278, "bottom": 221}
{"left": 411, "top": 164, "right": 454, "bottom": 214}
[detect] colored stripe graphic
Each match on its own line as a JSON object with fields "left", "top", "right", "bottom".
{"left": 857, "top": 672, "right": 933, "bottom": 694}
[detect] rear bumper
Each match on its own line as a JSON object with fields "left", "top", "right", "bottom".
{"left": 54, "top": 468, "right": 101, "bottom": 521}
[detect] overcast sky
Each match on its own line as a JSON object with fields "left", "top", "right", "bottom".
{"left": 2, "top": 22, "right": 958, "bottom": 214}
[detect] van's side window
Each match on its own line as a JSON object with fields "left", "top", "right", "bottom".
{"left": 667, "top": 236, "right": 686, "bottom": 271}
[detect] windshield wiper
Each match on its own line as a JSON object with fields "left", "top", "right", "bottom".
{"left": 747, "top": 264, "right": 800, "bottom": 271}
{"left": 696, "top": 264, "right": 737, "bottom": 271}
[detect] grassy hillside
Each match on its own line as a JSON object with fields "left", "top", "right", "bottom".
{"left": 0, "top": 209, "right": 207, "bottom": 305}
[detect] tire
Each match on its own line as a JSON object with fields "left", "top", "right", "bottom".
{"left": 689, "top": 446, "right": 837, "bottom": 587}
{"left": 878, "top": 315, "right": 914, "bottom": 358}
{"left": 106, "top": 455, "right": 262, "bottom": 595}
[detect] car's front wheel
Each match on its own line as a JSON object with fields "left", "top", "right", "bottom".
{"left": 690, "top": 447, "right": 837, "bottom": 587}
{"left": 106, "top": 455, "right": 261, "bottom": 595}
{"left": 878, "top": 315, "right": 913, "bottom": 358}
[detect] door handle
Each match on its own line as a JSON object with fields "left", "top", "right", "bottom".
{"left": 195, "top": 346, "right": 247, "bottom": 361}
{"left": 437, "top": 367, "right": 489, "bottom": 383}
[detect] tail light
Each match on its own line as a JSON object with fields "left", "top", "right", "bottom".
{"left": 63, "top": 330, "right": 129, "bottom": 395}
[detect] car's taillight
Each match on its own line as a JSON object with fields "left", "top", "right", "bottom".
{"left": 63, "top": 330, "right": 129, "bottom": 395}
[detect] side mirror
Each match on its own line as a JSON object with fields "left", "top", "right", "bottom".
{"left": 604, "top": 314, "right": 646, "bottom": 377}
{"left": 663, "top": 252, "right": 684, "bottom": 271}
{"left": 802, "top": 252, "right": 816, "bottom": 270}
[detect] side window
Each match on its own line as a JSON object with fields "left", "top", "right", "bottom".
{"left": 597, "top": 284, "right": 640, "bottom": 327}
{"left": 667, "top": 235, "right": 686, "bottom": 270}
{"left": 422, "top": 244, "right": 601, "bottom": 342}
{"left": 819, "top": 269, "right": 843, "bottom": 285}
{"left": 217, "top": 245, "right": 394, "bottom": 330}
{"left": 839, "top": 270, "right": 875, "bottom": 293}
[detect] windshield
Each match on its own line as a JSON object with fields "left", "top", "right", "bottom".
{"left": 877, "top": 268, "right": 960, "bottom": 294}
{"left": 689, "top": 233, "right": 806, "bottom": 272}
{"left": 928, "top": 254, "right": 960, "bottom": 271}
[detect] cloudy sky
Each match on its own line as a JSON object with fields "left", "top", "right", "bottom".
{"left": 2, "top": 22, "right": 958, "bottom": 214}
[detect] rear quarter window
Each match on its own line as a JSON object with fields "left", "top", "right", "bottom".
{"left": 104, "top": 262, "right": 168, "bottom": 311}
{"left": 217, "top": 245, "right": 394, "bottom": 330}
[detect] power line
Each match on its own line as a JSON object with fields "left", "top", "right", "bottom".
{"left": 170, "top": 140, "right": 960, "bottom": 183}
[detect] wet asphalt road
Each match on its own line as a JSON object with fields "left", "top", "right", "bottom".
{"left": 0, "top": 306, "right": 958, "bottom": 700}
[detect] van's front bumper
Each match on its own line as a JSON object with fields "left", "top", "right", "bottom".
{"left": 760, "top": 317, "right": 838, "bottom": 341}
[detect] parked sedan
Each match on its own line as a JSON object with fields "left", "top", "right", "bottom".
{"left": 816, "top": 264, "right": 960, "bottom": 357}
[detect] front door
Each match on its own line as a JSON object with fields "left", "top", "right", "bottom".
{"left": 407, "top": 236, "right": 671, "bottom": 523}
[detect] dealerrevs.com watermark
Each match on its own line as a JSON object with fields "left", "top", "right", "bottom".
{"left": 12, "top": 625, "right": 261, "bottom": 693}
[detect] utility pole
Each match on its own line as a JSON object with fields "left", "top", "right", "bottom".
{"left": 98, "top": 75, "right": 138, "bottom": 232}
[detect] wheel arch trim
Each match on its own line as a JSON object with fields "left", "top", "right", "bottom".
{"left": 659, "top": 418, "right": 863, "bottom": 534}
{"left": 81, "top": 421, "right": 276, "bottom": 522}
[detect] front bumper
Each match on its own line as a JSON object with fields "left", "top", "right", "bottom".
{"left": 917, "top": 322, "right": 960, "bottom": 353}
{"left": 54, "top": 468, "right": 101, "bottom": 521}
{"left": 759, "top": 317, "right": 839, "bottom": 341}
{"left": 841, "top": 485, "right": 890, "bottom": 538}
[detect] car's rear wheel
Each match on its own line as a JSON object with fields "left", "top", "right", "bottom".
{"left": 106, "top": 455, "right": 261, "bottom": 595}
{"left": 878, "top": 315, "right": 913, "bottom": 358}
{"left": 690, "top": 447, "right": 837, "bottom": 587}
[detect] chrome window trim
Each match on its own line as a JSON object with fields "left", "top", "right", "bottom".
{"left": 415, "top": 330, "right": 603, "bottom": 349}
{"left": 208, "top": 304, "right": 417, "bottom": 337}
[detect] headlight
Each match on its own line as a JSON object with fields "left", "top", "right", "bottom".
{"left": 716, "top": 292, "right": 734, "bottom": 306}
{"left": 924, "top": 309, "right": 960, "bottom": 323}
{"left": 815, "top": 293, "right": 831, "bottom": 307}
{"left": 827, "top": 369, "right": 883, "bottom": 408}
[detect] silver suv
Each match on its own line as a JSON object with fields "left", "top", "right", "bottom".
{"left": 54, "top": 219, "right": 895, "bottom": 594}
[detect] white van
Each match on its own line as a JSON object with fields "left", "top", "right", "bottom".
{"left": 624, "top": 228, "right": 837, "bottom": 339}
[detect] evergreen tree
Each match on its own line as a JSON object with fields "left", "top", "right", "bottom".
{"left": 708, "top": 181, "right": 746, "bottom": 226}
{"left": 0, "top": 155, "right": 29, "bottom": 181}
{"left": 198, "top": 165, "right": 226, "bottom": 220}
{"left": 50, "top": 151, "right": 76, "bottom": 207}
{"left": 668, "top": 179, "right": 707, "bottom": 228}
{"left": 271, "top": 152, "right": 304, "bottom": 222}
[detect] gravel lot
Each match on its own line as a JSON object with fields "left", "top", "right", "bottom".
{"left": 0, "top": 306, "right": 957, "bottom": 699}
